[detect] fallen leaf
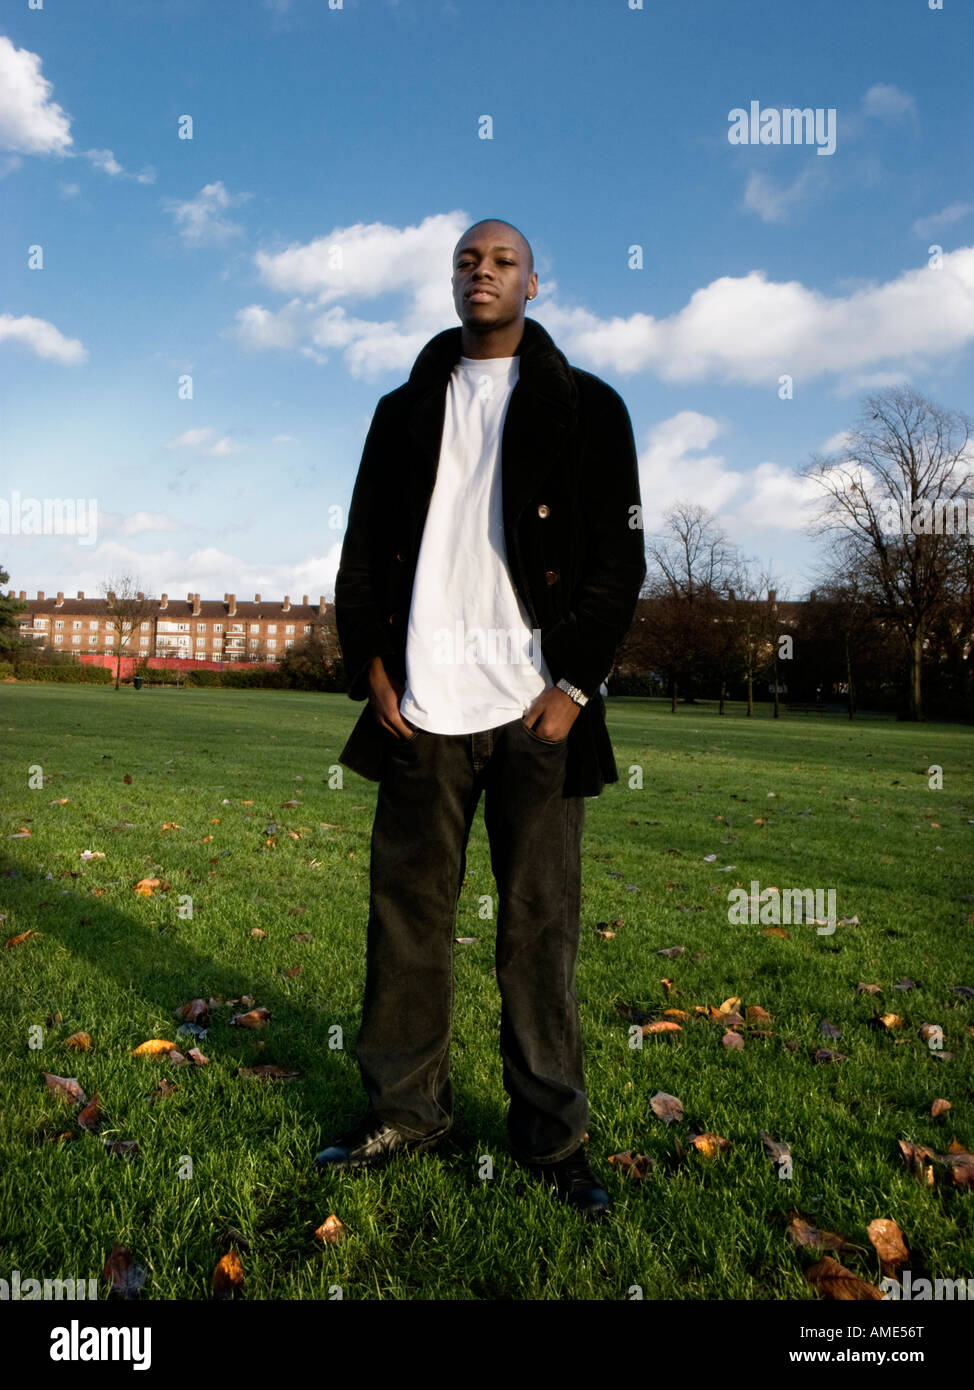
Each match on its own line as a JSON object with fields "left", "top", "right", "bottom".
{"left": 102, "top": 1244, "right": 147, "bottom": 1299}
{"left": 930, "top": 1098, "right": 951, "bottom": 1119}
{"left": 65, "top": 1032, "right": 94, "bottom": 1052}
{"left": 237, "top": 1064, "right": 299, "bottom": 1080}
{"left": 104, "top": 1140, "right": 139, "bottom": 1158}
{"left": 250, "top": 928, "right": 268, "bottom": 939}
{"left": 805, "top": 1255, "right": 884, "bottom": 1301}
{"left": 918, "top": 1023, "right": 941, "bottom": 1042}
{"left": 43, "top": 1073, "right": 86, "bottom": 1105}
{"left": 688, "top": 1131, "right": 732, "bottom": 1159}
{"left": 650, "top": 1091, "right": 684, "bottom": 1124}
{"left": 641, "top": 1020, "right": 682, "bottom": 1035}
{"left": 762, "top": 927, "right": 789, "bottom": 939}
{"left": 174, "top": 999, "right": 210, "bottom": 1025}
{"left": 314, "top": 1214, "right": 345, "bottom": 1244}
{"left": 607, "top": 1151, "right": 655, "bottom": 1179}
{"left": 160, "top": 822, "right": 181, "bottom": 831}
{"left": 867, "top": 1218, "right": 909, "bottom": 1277}
{"left": 898, "top": 1139, "right": 936, "bottom": 1185}
{"left": 894, "top": 977, "right": 917, "bottom": 992}
{"left": 857, "top": 983, "right": 883, "bottom": 996}
{"left": 812, "top": 1049, "right": 846, "bottom": 1063}
{"left": 187, "top": 1048, "right": 210, "bottom": 1066}
{"left": 787, "top": 1217, "right": 850, "bottom": 1251}
{"left": 880, "top": 1014, "right": 905, "bottom": 1031}
{"left": 291, "top": 933, "right": 313, "bottom": 943}
{"left": 663, "top": 1008, "right": 689, "bottom": 1020}
{"left": 819, "top": 1019, "right": 842, "bottom": 1039}
{"left": 282, "top": 964, "right": 303, "bottom": 978}
{"left": 4, "top": 929, "right": 36, "bottom": 948}
{"left": 132, "top": 1039, "right": 179, "bottom": 1057}
{"left": 760, "top": 1132, "right": 792, "bottom": 1167}
{"left": 231, "top": 1008, "right": 271, "bottom": 1029}
{"left": 718, "top": 996, "right": 742, "bottom": 1014}
{"left": 721, "top": 1029, "right": 745, "bottom": 1050}
{"left": 746, "top": 1005, "right": 773, "bottom": 1023}
{"left": 133, "top": 878, "right": 161, "bottom": 896}
{"left": 77, "top": 1094, "right": 101, "bottom": 1132}
{"left": 213, "top": 1249, "right": 244, "bottom": 1299}
{"left": 657, "top": 945, "right": 685, "bottom": 959}
{"left": 150, "top": 1078, "right": 178, "bottom": 1101}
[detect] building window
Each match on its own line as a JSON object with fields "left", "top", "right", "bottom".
{"left": 196, "top": 637, "right": 205, "bottom": 647}
{"left": 267, "top": 624, "right": 277, "bottom": 634}
{"left": 214, "top": 624, "right": 222, "bottom": 633}
{"left": 285, "top": 639, "right": 294, "bottom": 648}
{"left": 72, "top": 635, "right": 81, "bottom": 644}
{"left": 140, "top": 637, "right": 149, "bottom": 647}
{"left": 72, "top": 620, "right": 82, "bottom": 630}
{"left": 141, "top": 621, "right": 150, "bottom": 631}
{"left": 88, "top": 636, "right": 97, "bottom": 646}
{"left": 250, "top": 623, "right": 259, "bottom": 633}
{"left": 34, "top": 617, "right": 48, "bottom": 627}
{"left": 54, "top": 634, "right": 63, "bottom": 643}
{"left": 55, "top": 619, "right": 64, "bottom": 630}
{"left": 105, "top": 634, "right": 114, "bottom": 645}
{"left": 267, "top": 639, "right": 277, "bottom": 649}
{"left": 285, "top": 624, "right": 294, "bottom": 634}
{"left": 89, "top": 620, "right": 98, "bottom": 631}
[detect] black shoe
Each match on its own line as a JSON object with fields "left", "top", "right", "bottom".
{"left": 530, "top": 1145, "right": 612, "bottom": 1219}
{"left": 314, "top": 1112, "right": 444, "bottom": 1172}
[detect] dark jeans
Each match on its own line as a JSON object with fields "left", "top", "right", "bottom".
{"left": 355, "top": 712, "right": 587, "bottom": 1164}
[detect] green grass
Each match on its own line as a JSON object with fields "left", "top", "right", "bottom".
{"left": 1, "top": 685, "right": 971, "bottom": 1300}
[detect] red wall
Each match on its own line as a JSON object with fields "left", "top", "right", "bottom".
{"left": 78, "top": 654, "right": 277, "bottom": 676}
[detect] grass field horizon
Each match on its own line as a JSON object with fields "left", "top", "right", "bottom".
{"left": 1, "top": 685, "right": 971, "bottom": 1300}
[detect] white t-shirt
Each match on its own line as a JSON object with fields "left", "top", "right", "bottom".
{"left": 399, "top": 354, "right": 553, "bottom": 734}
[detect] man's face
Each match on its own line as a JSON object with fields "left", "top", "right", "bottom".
{"left": 452, "top": 222, "right": 538, "bottom": 332}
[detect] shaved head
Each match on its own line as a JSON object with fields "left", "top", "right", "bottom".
{"left": 454, "top": 218, "right": 534, "bottom": 273}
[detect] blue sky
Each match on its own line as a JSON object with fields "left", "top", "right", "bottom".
{"left": 2, "top": 0, "right": 973, "bottom": 605}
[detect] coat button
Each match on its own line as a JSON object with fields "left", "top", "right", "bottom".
{"left": 537, "top": 503, "right": 550, "bottom": 518}
{"left": 387, "top": 612, "right": 399, "bottom": 624}
{"left": 394, "top": 551, "right": 406, "bottom": 562}
{"left": 544, "top": 570, "right": 559, "bottom": 585}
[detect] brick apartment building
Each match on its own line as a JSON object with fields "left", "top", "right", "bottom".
{"left": 10, "top": 590, "right": 330, "bottom": 664}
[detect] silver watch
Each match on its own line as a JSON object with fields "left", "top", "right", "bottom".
{"left": 556, "top": 678, "right": 588, "bottom": 707}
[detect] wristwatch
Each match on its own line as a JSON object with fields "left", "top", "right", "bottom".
{"left": 556, "top": 678, "right": 588, "bottom": 707}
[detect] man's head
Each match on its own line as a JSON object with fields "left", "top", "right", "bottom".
{"left": 452, "top": 219, "right": 539, "bottom": 338}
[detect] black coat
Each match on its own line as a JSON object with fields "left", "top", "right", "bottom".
{"left": 334, "top": 317, "right": 646, "bottom": 797}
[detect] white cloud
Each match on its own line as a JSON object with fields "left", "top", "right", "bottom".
{"left": 744, "top": 164, "right": 827, "bottom": 224}
{"left": 84, "top": 147, "right": 122, "bottom": 176}
{"left": 913, "top": 202, "right": 972, "bottom": 240}
{"left": 0, "top": 312, "right": 86, "bottom": 364}
{"left": 165, "top": 427, "right": 243, "bottom": 456}
{"left": 272, "top": 434, "right": 298, "bottom": 444}
{"left": 116, "top": 511, "right": 183, "bottom": 536}
{"left": 0, "top": 36, "right": 72, "bottom": 157}
{"left": 862, "top": 83, "right": 916, "bottom": 121}
{"left": 164, "top": 181, "right": 252, "bottom": 246}
{"left": 820, "top": 429, "right": 853, "bottom": 455}
{"left": 59, "top": 181, "right": 80, "bottom": 198}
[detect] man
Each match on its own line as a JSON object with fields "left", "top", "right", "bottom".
{"left": 319, "top": 218, "right": 646, "bottom": 1218}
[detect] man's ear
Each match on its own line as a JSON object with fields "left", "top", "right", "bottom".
{"left": 526, "top": 272, "right": 539, "bottom": 303}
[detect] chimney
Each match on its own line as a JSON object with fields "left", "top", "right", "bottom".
{"left": 107, "top": 590, "right": 116, "bottom": 604}
{"left": 77, "top": 591, "right": 84, "bottom": 600}
{"left": 19, "top": 590, "right": 26, "bottom": 600}
{"left": 809, "top": 590, "right": 817, "bottom": 602}
{"left": 227, "top": 593, "right": 236, "bottom": 616}
{"left": 192, "top": 593, "right": 200, "bottom": 616}
{"left": 768, "top": 589, "right": 777, "bottom": 604}
{"left": 37, "top": 591, "right": 45, "bottom": 602}
{"left": 55, "top": 591, "right": 64, "bottom": 607}
{"left": 160, "top": 593, "right": 168, "bottom": 611}
{"left": 728, "top": 588, "right": 735, "bottom": 601}
{"left": 187, "top": 591, "right": 193, "bottom": 602}
{"left": 302, "top": 593, "right": 308, "bottom": 606}
{"left": 137, "top": 592, "right": 144, "bottom": 601}
{"left": 282, "top": 595, "right": 291, "bottom": 613}
{"left": 318, "top": 595, "right": 325, "bottom": 615}
{"left": 254, "top": 593, "right": 261, "bottom": 604}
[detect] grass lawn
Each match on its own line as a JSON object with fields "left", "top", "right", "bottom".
{"left": 1, "top": 684, "right": 971, "bottom": 1301}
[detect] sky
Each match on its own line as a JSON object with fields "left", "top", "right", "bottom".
{"left": 2, "top": 0, "right": 973, "bottom": 606}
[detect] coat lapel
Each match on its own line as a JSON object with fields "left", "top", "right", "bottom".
{"left": 403, "top": 319, "right": 577, "bottom": 534}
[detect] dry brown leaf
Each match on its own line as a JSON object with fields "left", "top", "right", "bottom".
{"left": 102, "top": 1244, "right": 147, "bottom": 1299}
{"left": 930, "top": 1098, "right": 951, "bottom": 1119}
{"left": 880, "top": 1014, "right": 905, "bottom": 1031}
{"left": 918, "top": 1023, "right": 941, "bottom": 1042}
{"left": 132, "top": 1039, "right": 179, "bottom": 1057}
{"left": 212, "top": 1249, "right": 244, "bottom": 1299}
{"left": 663, "top": 1008, "right": 689, "bottom": 1020}
{"left": 746, "top": 1005, "right": 772, "bottom": 1022}
{"left": 133, "top": 878, "right": 161, "bottom": 896}
{"left": 186, "top": 1047, "right": 209, "bottom": 1066}
{"left": 641, "top": 1020, "right": 682, "bottom": 1035}
{"left": 314, "top": 1214, "right": 345, "bottom": 1245}
{"left": 867, "top": 1218, "right": 909, "bottom": 1276}
{"left": 898, "top": 1139, "right": 936, "bottom": 1185}
{"left": 43, "top": 1073, "right": 86, "bottom": 1105}
{"left": 65, "top": 1031, "right": 93, "bottom": 1051}
{"left": 77, "top": 1093, "right": 101, "bottom": 1132}
{"left": 167, "top": 1049, "right": 188, "bottom": 1065}
{"left": 150, "top": 1078, "right": 178, "bottom": 1101}
{"left": 282, "top": 964, "right": 302, "bottom": 979}
{"left": 786, "top": 1217, "right": 850, "bottom": 1251}
{"left": 721, "top": 1030, "right": 745, "bottom": 1050}
{"left": 231, "top": 1008, "right": 271, "bottom": 1029}
{"left": 688, "top": 1132, "right": 732, "bottom": 1159}
{"left": 607, "top": 1151, "right": 655, "bottom": 1180}
{"left": 250, "top": 928, "right": 268, "bottom": 939}
{"left": 104, "top": 1140, "right": 139, "bottom": 1158}
{"left": 762, "top": 927, "right": 790, "bottom": 939}
{"left": 650, "top": 1091, "right": 684, "bottom": 1124}
{"left": 805, "top": 1255, "right": 884, "bottom": 1301}
{"left": 718, "top": 996, "right": 742, "bottom": 1014}
{"left": 857, "top": 982, "right": 883, "bottom": 996}
{"left": 174, "top": 999, "right": 210, "bottom": 1025}
{"left": 4, "top": 929, "right": 36, "bottom": 948}
{"left": 813, "top": 1049, "right": 846, "bottom": 1063}
{"left": 760, "top": 1132, "right": 792, "bottom": 1167}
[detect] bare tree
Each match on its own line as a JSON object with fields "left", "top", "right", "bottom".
{"left": 803, "top": 388, "right": 974, "bottom": 719}
{"left": 100, "top": 574, "right": 154, "bottom": 690}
